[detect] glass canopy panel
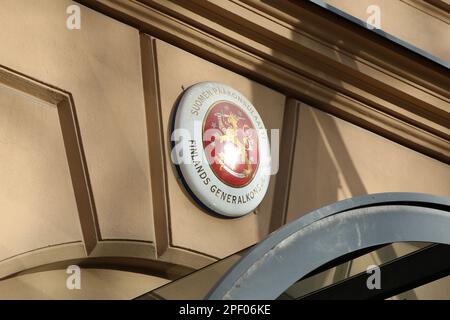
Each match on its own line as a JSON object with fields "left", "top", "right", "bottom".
{"left": 136, "top": 242, "right": 450, "bottom": 300}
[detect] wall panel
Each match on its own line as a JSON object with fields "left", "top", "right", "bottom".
{"left": 287, "top": 102, "right": 450, "bottom": 222}
{"left": 154, "top": 39, "right": 286, "bottom": 258}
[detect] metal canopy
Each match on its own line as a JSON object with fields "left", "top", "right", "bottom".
{"left": 206, "top": 193, "right": 450, "bottom": 300}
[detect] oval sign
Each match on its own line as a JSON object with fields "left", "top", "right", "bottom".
{"left": 171, "top": 82, "right": 271, "bottom": 217}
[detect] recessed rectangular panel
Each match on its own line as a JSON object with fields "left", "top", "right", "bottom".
{"left": 287, "top": 103, "right": 450, "bottom": 222}
{"left": 0, "top": 84, "right": 81, "bottom": 261}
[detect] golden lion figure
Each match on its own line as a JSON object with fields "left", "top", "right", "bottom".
{"left": 214, "top": 112, "right": 255, "bottom": 177}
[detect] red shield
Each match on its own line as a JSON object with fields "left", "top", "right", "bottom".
{"left": 203, "top": 101, "right": 259, "bottom": 187}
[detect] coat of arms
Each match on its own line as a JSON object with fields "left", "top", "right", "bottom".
{"left": 172, "top": 81, "right": 270, "bottom": 217}
{"left": 203, "top": 102, "right": 259, "bottom": 187}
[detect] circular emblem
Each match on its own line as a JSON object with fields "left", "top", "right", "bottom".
{"left": 172, "top": 82, "right": 271, "bottom": 217}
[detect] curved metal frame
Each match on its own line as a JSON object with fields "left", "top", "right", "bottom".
{"left": 207, "top": 192, "right": 450, "bottom": 300}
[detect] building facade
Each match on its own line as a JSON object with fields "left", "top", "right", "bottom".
{"left": 0, "top": 0, "right": 449, "bottom": 299}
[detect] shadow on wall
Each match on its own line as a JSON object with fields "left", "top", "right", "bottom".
{"left": 246, "top": 4, "right": 419, "bottom": 298}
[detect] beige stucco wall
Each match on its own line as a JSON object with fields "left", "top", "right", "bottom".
{"left": 285, "top": 242, "right": 450, "bottom": 300}
{"left": 0, "top": 268, "right": 169, "bottom": 300}
{"left": 0, "top": 0, "right": 163, "bottom": 297}
{"left": 0, "top": 0, "right": 448, "bottom": 299}
{"left": 155, "top": 40, "right": 286, "bottom": 258}
{"left": 0, "top": 0, "right": 154, "bottom": 244}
